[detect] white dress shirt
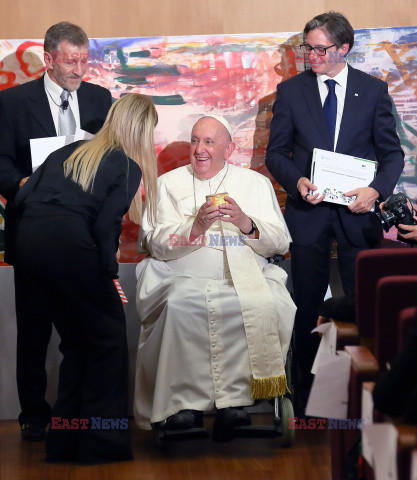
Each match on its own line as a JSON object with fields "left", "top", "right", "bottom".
{"left": 316, "top": 62, "right": 348, "bottom": 150}
{"left": 44, "top": 71, "right": 81, "bottom": 134}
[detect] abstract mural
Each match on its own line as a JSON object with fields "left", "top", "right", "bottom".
{"left": 0, "top": 27, "right": 416, "bottom": 265}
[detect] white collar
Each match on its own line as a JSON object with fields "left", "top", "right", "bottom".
{"left": 194, "top": 161, "right": 228, "bottom": 184}
{"left": 44, "top": 71, "right": 72, "bottom": 104}
{"left": 317, "top": 62, "right": 348, "bottom": 89}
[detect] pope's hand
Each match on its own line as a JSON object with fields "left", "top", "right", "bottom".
{"left": 189, "top": 200, "right": 220, "bottom": 241}
{"left": 218, "top": 196, "right": 252, "bottom": 233}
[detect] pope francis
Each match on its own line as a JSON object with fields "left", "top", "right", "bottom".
{"left": 134, "top": 115, "right": 296, "bottom": 441}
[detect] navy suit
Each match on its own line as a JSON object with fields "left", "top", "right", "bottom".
{"left": 266, "top": 64, "right": 404, "bottom": 406}
{"left": 0, "top": 74, "right": 112, "bottom": 426}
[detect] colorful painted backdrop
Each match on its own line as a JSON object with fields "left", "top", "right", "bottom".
{"left": 1, "top": 27, "right": 416, "bottom": 264}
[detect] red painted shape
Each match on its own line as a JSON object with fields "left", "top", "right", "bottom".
{"left": 15, "top": 41, "right": 45, "bottom": 78}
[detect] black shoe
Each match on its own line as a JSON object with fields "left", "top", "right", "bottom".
{"left": 212, "top": 407, "right": 251, "bottom": 442}
{"left": 21, "top": 422, "right": 46, "bottom": 441}
{"left": 165, "top": 410, "right": 204, "bottom": 430}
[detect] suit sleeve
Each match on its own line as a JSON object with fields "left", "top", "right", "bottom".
{"left": 79, "top": 84, "right": 113, "bottom": 135}
{"left": 93, "top": 154, "right": 141, "bottom": 278}
{"left": 102, "top": 88, "right": 112, "bottom": 120}
{"left": 368, "top": 82, "right": 404, "bottom": 200}
{"left": 0, "top": 94, "right": 23, "bottom": 200}
{"left": 265, "top": 83, "right": 304, "bottom": 199}
{"left": 13, "top": 161, "right": 46, "bottom": 208}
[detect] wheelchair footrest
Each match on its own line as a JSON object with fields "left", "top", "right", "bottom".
{"left": 156, "top": 427, "right": 209, "bottom": 442}
{"left": 233, "top": 425, "right": 280, "bottom": 438}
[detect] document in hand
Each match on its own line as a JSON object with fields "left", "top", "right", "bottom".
{"left": 30, "top": 129, "right": 94, "bottom": 170}
{"left": 310, "top": 148, "right": 377, "bottom": 206}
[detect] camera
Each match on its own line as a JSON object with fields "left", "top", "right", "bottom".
{"left": 375, "top": 192, "right": 417, "bottom": 244}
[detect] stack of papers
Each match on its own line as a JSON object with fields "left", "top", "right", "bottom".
{"left": 30, "top": 129, "right": 94, "bottom": 170}
{"left": 311, "top": 148, "right": 377, "bottom": 206}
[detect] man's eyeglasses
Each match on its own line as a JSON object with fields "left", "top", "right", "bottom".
{"left": 300, "top": 43, "right": 336, "bottom": 56}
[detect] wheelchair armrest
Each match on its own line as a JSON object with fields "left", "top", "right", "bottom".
{"left": 269, "top": 254, "right": 286, "bottom": 266}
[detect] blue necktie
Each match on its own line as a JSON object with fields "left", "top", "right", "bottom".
{"left": 323, "top": 79, "right": 337, "bottom": 148}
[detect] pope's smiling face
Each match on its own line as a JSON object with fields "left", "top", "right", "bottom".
{"left": 190, "top": 117, "right": 235, "bottom": 179}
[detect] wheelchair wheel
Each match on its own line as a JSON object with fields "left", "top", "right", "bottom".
{"left": 284, "top": 343, "right": 293, "bottom": 395}
{"left": 279, "top": 396, "right": 295, "bottom": 447}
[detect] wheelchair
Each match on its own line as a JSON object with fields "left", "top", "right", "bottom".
{"left": 152, "top": 254, "right": 295, "bottom": 448}
{"left": 152, "top": 342, "right": 295, "bottom": 448}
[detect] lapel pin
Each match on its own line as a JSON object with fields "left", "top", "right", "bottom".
{"left": 354, "top": 93, "right": 359, "bottom": 96}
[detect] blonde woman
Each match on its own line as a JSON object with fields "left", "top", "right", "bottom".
{"left": 13, "top": 93, "right": 158, "bottom": 464}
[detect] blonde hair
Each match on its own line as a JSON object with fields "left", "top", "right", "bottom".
{"left": 63, "top": 93, "right": 158, "bottom": 225}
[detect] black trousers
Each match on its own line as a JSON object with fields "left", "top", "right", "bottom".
{"left": 15, "top": 204, "right": 132, "bottom": 463}
{"left": 14, "top": 266, "right": 52, "bottom": 426}
{"left": 290, "top": 206, "right": 369, "bottom": 409}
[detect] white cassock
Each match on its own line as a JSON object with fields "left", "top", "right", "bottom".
{"left": 134, "top": 163, "right": 296, "bottom": 429}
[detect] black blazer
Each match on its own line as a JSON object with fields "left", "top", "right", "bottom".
{"left": 0, "top": 74, "right": 112, "bottom": 263}
{"left": 0, "top": 74, "right": 112, "bottom": 201}
{"left": 266, "top": 65, "right": 404, "bottom": 248}
{"left": 14, "top": 142, "right": 141, "bottom": 277}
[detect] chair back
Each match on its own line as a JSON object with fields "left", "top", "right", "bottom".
{"left": 355, "top": 249, "right": 417, "bottom": 337}
{"left": 397, "top": 307, "right": 417, "bottom": 352}
{"left": 374, "top": 275, "right": 417, "bottom": 369}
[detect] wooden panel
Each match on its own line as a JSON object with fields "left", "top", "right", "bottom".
{"left": 1, "top": 0, "right": 416, "bottom": 39}
{"left": 325, "top": 0, "right": 417, "bottom": 29}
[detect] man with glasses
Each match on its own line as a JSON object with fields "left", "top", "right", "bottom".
{"left": 266, "top": 11, "right": 404, "bottom": 412}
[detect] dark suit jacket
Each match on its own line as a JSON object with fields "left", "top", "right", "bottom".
{"left": 0, "top": 74, "right": 112, "bottom": 263}
{"left": 266, "top": 64, "right": 404, "bottom": 248}
{"left": 14, "top": 142, "right": 141, "bottom": 278}
{"left": 0, "top": 74, "right": 112, "bottom": 201}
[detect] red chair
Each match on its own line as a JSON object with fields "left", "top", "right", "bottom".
{"left": 333, "top": 249, "right": 417, "bottom": 350}
{"left": 374, "top": 275, "right": 417, "bottom": 370}
{"left": 362, "top": 306, "right": 417, "bottom": 480}
{"left": 355, "top": 249, "right": 417, "bottom": 338}
{"left": 330, "top": 251, "right": 417, "bottom": 480}
{"left": 397, "top": 307, "right": 417, "bottom": 357}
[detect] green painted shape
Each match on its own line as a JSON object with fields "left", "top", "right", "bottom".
{"left": 150, "top": 95, "right": 186, "bottom": 105}
{"left": 118, "top": 65, "right": 180, "bottom": 75}
{"left": 117, "top": 48, "right": 127, "bottom": 67}
{"left": 130, "top": 50, "right": 151, "bottom": 58}
{"left": 115, "top": 76, "right": 148, "bottom": 85}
